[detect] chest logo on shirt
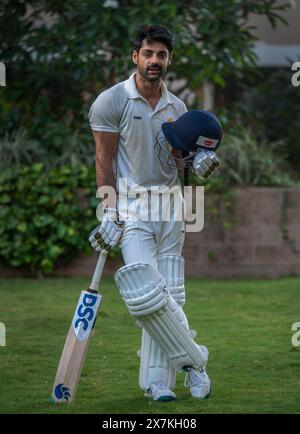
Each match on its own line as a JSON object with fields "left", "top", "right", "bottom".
{"left": 133, "top": 116, "right": 142, "bottom": 120}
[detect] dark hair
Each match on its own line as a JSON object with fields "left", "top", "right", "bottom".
{"left": 133, "top": 24, "right": 175, "bottom": 53}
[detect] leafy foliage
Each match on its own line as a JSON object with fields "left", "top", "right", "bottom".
{"left": 190, "top": 118, "right": 299, "bottom": 189}
{"left": 0, "top": 163, "right": 99, "bottom": 273}
{"left": 188, "top": 119, "right": 299, "bottom": 231}
{"left": 216, "top": 123, "right": 299, "bottom": 187}
{"left": 226, "top": 69, "right": 300, "bottom": 171}
{"left": 0, "top": 127, "right": 95, "bottom": 171}
{"left": 0, "top": 128, "right": 44, "bottom": 172}
{"left": 0, "top": 0, "right": 290, "bottom": 151}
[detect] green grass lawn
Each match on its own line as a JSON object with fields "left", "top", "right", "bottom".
{"left": 0, "top": 276, "right": 299, "bottom": 414}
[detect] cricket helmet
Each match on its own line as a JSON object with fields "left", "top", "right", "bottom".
{"left": 155, "top": 110, "right": 222, "bottom": 169}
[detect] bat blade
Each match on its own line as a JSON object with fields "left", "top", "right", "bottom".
{"left": 50, "top": 290, "right": 102, "bottom": 403}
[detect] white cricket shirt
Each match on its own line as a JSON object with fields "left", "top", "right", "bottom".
{"left": 88, "top": 72, "right": 187, "bottom": 192}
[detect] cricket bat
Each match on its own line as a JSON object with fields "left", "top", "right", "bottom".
{"left": 50, "top": 250, "right": 107, "bottom": 403}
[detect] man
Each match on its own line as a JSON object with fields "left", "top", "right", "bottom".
{"left": 88, "top": 24, "right": 220, "bottom": 401}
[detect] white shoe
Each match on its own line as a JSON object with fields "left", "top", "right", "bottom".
{"left": 185, "top": 368, "right": 211, "bottom": 399}
{"left": 144, "top": 381, "right": 176, "bottom": 402}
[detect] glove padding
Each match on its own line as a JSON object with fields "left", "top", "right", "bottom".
{"left": 89, "top": 208, "right": 124, "bottom": 252}
{"left": 192, "top": 149, "right": 220, "bottom": 179}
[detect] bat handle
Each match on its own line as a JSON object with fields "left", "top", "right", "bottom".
{"left": 89, "top": 250, "right": 108, "bottom": 292}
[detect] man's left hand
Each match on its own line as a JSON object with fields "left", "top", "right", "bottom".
{"left": 192, "top": 149, "right": 220, "bottom": 179}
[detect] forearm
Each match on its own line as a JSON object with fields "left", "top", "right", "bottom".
{"left": 96, "top": 158, "right": 115, "bottom": 188}
{"left": 92, "top": 130, "right": 119, "bottom": 209}
{"left": 172, "top": 149, "right": 184, "bottom": 170}
{"left": 96, "top": 158, "right": 117, "bottom": 209}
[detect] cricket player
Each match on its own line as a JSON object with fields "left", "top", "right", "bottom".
{"left": 88, "top": 24, "right": 221, "bottom": 402}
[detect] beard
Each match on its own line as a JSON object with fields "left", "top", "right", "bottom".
{"left": 137, "top": 64, "right": 167, "bottom": 82}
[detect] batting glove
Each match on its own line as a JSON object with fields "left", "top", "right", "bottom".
{"left": 192, "top": 149, "right": 220, "bottom": 179}
{"left": 89, "top": 208, "right": 124, "bottom": 253}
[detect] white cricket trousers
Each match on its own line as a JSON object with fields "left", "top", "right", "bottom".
{"left": 119, "top": 218, "right": 187, "bottom": 390}
{"left": 119, "top": 219, "right": 185, "bottom": 268}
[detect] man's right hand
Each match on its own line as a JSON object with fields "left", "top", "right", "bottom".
{"left": 192, "top": 149, "right": 220, "bottom": 179}
{"left": 89, "top": 208, "right": 124, "bottom": 253}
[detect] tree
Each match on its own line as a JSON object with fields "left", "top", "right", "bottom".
{"left": 0, "top": 0, "right": 290, "bottom": 155}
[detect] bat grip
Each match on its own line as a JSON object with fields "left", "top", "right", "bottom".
{"left": 184, "top": 167, "right": 189, "bottom": 186}
{"left": 89, "top": 250, "right": 108, "bottom": 291}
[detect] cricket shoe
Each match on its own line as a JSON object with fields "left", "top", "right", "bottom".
{"left": 184, "top": 368, "right": 211, "bottom": 399}
{"left": 184, "top": 345, "right": 211, "bottom": 399}
{"left": 144, "top": 381, "right": 176, "bottom": 402}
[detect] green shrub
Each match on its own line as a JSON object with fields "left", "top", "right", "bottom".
{"left": 225, "top": 69, "right": 300, "bottom": 170}
{"left": 216, "top": 124, "right": 299, "bottom": 187}
{"left": 0, "top": 127, "right": 95, "bottom": 172}
{"left": 0, "top": 163, "right": 99, "bottom": 274}
{"left": 188, "top": 123, "right": 299, "bottom": 230}
{"left": 189, "top": 122, "right": 298, "bottom": 189}
{"left": 0, "top": 129, "right": 45, "bottom": 172}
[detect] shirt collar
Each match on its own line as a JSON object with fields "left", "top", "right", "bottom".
{"left": 125, "top": 72, "right": 172, "bottom": 105}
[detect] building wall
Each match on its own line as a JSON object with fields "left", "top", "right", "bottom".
{"left": 183, "top": 188, "right": 300, "bottom": 278}
{"left": 248, "top": 1, "right": 300, "bottom": 67}
{"left": 249, "top": 2, "right": 300, "bottom": 45}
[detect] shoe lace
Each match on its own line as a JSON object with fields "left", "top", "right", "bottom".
{"left": 147, "top": 381, "right": 167, "bottom": 394}
{"left": 184, "top": 369, "right": 204, "bottom": 388}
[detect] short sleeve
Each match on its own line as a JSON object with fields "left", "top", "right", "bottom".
{"left": 179, "top": 101, "right": 188, "bottom": 116}
{"left": 88, "top": 89, "right": 120, "bottom": 133}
